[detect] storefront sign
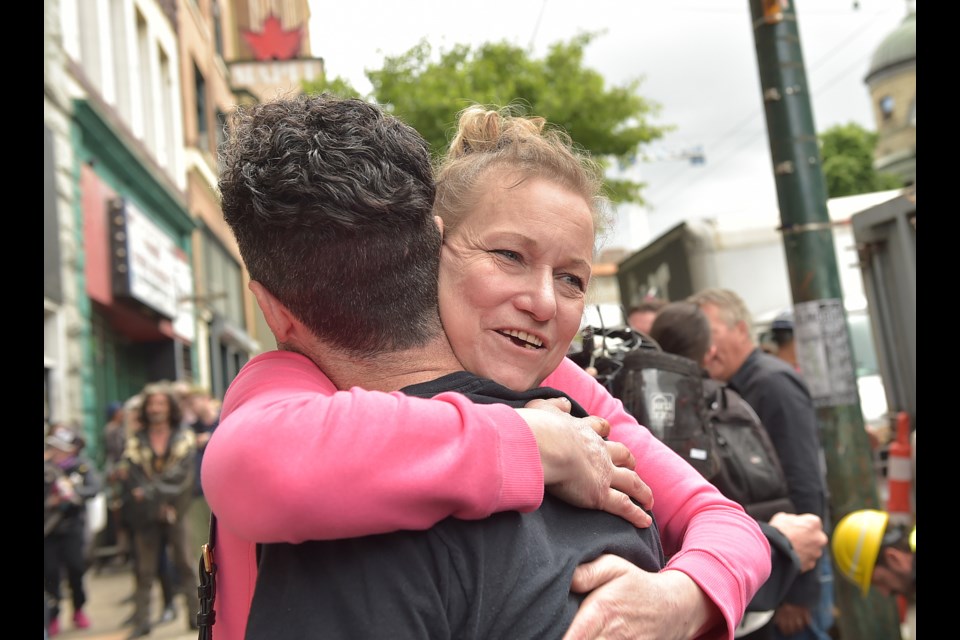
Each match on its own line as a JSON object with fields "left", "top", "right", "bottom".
{"left": 110, "top": 199, "right": 195, "bottom": 341}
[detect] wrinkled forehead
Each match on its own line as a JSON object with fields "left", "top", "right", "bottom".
{"left": 460, "top": 168, "right": 598, "bottom": 232}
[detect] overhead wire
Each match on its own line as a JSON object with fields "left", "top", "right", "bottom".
{"left": 645, "top": 6, "right": 899, "bottom": 212}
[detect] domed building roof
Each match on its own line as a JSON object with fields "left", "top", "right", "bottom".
{"left": 867, "top": 12, "right": 916, "bottom": 79}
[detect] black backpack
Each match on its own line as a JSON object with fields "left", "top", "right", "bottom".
{"left": 599, "top": 334, "right": 794, "bottom": 521}
{"left": 702, "top": 379, "right": 795, "bottom": 521}
{"left": 610, "top": 347, "right": 721, "bottom": 481}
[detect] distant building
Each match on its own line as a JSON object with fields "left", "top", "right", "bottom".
{"left": 227, "top": 1, "right": 325, "bottom": 103}
{"left": 864, "top": 10, "right": 916, "bottom": 185}
{"left": 43, "top": 0, "right": 321, "bottom": 454}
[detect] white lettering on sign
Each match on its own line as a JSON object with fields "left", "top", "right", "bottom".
{"left": 125, "top": 203, "right": 178, "bottom": 319}
{"left": 230, "top": 59, "right": 324, "bottom": 90}
{"left": 116, "top": 203, "right": 196, "bottom": 341}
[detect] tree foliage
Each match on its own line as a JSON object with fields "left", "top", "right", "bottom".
{"left": 304, "top": 32, "right": 670, "bottom": 205}
{"left": 819, "top": 122, "right": 902, "bottom": 198}
{"left": 303, "top": 75, "right": 363, "bottom": 100}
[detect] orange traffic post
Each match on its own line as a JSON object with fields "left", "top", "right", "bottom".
{"left": 886, "top": 411, "right": 913, "bottom": 526}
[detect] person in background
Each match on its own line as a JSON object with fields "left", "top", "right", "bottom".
{"left": 832, "top": 509, "right": 915, "bottom": 639}
{"left": 117, "top": 382, "right": 199, "bottom": 638}
{"left": 832, "top": 509, "right": 914, "bottom": 599}
{"left": 97, "top": 401, "right": 126, "bottom": 564}
{"left": 761, "top": 308, "right": 834, "bottom": 640}
{"left": 183, "top": 385, "right": 219, "bottom": 497}
{"left": 650, "top": 301, "right": 829, "bottom": 637}
{"left": 183, "top": 385, "right": 220, "bottom": 559}
{"left": 102, "top": 401, "right": 127, "bottom": 471}
{"left": 689, "top": 288, "right": 831, "bottom": 640}
{"left": 171, "top": 379, "right": 197, "bottom": 425}
{"left": 767, "top": 310, "right": 799, "bottom": 372}
{"left": 112, "top": 395, "right": 181, "bottom": 628}
{"left": 44, "top": 422, "right": 101, "bottom": 637}
{"left": 626, "top": 296, "right": 667, "bottom": 335}
{"left": 205, "top": 95, "right": 769, "bottom": 639}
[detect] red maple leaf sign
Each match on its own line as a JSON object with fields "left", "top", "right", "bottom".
{"left": 243, "top": 14, "right": 303, "bottom": 61}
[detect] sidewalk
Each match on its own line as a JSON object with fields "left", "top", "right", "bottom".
{"left": 50, "top": 561, "right": 197, "bottom": 640}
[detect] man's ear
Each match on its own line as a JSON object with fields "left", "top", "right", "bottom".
{"left": 434, "top": 215, "right": 444, "bottom": 237}
{"left": 736, "top": 319, "right": 755, "bottom": 343}
{"left": 250, "top": 281, "right": 296, "bottom": 342}
{"left": 883, "top": 547, "right": 912, "bottom": 573}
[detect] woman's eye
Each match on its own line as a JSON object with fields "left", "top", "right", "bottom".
{"left": 560, "top": 274, "right": 586, "bottom": 292}
{"left": 493, "top": 249, "right": 522, "bottom": 262}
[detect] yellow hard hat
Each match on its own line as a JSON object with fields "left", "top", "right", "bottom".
{"left": 832, "top": 509, "right": 888, "bottom": 596}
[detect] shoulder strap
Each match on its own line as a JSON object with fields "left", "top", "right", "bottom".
{"left": 702, "top": 378, "right": 726, "bottom": 413}
{"left": 197, "top": 513, "right": 217, "bottom": 639}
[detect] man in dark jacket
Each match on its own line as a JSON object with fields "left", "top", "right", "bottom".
{"left": 650, "top": 300, "right": 829, "bottom": 636}
{"left": 690, "top": 289, "right": 832, "bottom": 640}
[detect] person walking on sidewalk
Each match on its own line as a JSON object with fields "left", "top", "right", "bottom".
{"left": 117, "top": 382, "right": 199, "bottom": 639}
{"left": 44, "top": 422, "right": 102, "bottom": 636}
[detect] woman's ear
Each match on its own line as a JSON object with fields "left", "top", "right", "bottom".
{"left": 434, "top": 215, "right": 445, "bottom": 237}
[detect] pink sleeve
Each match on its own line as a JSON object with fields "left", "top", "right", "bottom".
{"left": 543, "top": 359, "right": 772, "bottom": 640}
{"left": 203, "top": 351, "right": 544, "bottom": 544}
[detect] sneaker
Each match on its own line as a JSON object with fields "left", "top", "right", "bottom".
{"left": 48, "top": 618, "right": 60, "bottom": 637}
{"left": 73, "top": 609, "right": 91, "bottom": 629}
{"left": 157, "top": 604, "right": 176, "bottom": 625}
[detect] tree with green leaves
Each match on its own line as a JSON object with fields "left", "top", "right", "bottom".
{"left": 303, "top": 32, "right": 669, "bottom": 205}
{"left": 819, "top": 122, "right": 902, "bottom": 198}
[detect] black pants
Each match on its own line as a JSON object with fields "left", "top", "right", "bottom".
{"left": 43, "top": 529, "right": 88, "bottom": 621}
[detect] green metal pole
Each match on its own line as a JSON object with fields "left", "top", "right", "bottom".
{"left": 747, "top": 2, "right": 901, "bottom": 639}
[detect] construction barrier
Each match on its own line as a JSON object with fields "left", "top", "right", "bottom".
{"left": 886, "top": 411, "right": 913, "bottom": 527}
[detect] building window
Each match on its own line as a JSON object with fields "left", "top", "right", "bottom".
{"left": 111, "top": 0, "right": 131, "bottom": 122}
{"left": 879, "top": 95, "right": 894, "bottom": 121}
{"left": 138, "top": 12, "right": 156, "bottom": 153}
{"left": 204, "top": 232, "right": 245, "bottom": 326}
{"left": 213, "top": 0, "right": 225, "bottom": 60}
{"left": 159, "top": 47, "right": 175, "bottom": 171}
{"left": 195, "top": 62, "right": 208, "bottom": 149}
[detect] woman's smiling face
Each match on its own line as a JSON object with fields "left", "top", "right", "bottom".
{"left": 438, "top": 172, "right": 595, "bottom": 392}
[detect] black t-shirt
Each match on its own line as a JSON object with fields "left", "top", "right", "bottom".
{"left": 245, "top": 372, "right": 664, "bottom": 640}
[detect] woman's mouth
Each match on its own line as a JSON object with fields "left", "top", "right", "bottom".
{"left": 497, "top": 329, "right": 544, "bottom": 350}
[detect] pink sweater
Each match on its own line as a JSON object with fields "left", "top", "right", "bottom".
{"left": 202, "top": 352, "right": 770, "bottom": 639}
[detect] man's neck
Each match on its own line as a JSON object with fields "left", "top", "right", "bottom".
{"left": 302, "top": 334, "right": 465, "bottom": 392}
{"left": 730, "top": 343, "right": 758, "bottom": 374}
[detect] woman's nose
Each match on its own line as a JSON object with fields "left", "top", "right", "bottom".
{"left": 514, "top": 273, "right": 558, "bottom": 321}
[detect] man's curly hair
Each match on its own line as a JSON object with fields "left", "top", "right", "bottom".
{"left": 218, "top": 94, "right": 442, "bottom": 356}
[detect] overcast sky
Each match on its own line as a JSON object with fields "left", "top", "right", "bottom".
{"left": 308, "top": 0, "right": 913, "bottom": 253}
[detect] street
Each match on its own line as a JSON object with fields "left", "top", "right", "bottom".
{"left": 51, "top": 561, "right": 196, "bottom": 640}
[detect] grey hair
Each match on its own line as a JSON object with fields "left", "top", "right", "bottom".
{"left": 688, "top": 288, "right": 754, "bottom": 336}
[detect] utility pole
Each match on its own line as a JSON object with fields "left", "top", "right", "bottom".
{"left": 747, "top": 2, "right": 901, "bottom": 638}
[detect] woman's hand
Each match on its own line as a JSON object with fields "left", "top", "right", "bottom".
{"left": 564, "top": 555, "right": 722, "bottom": 640}
{"left": 518, "top": 397, "right": 653, "bottom": 529}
